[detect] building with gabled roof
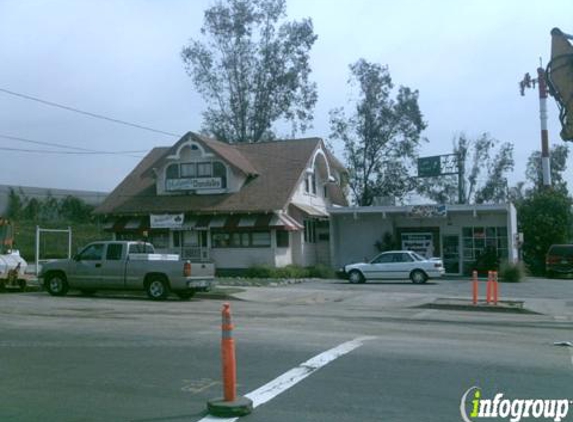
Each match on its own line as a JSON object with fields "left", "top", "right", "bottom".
{"left": 95, "top": 132, "right": 348, "bottom": 270}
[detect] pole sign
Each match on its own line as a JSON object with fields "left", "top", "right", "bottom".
{"left": 417, "top": 154, "right": 460, "bottom": 177}
{"left": 417, "top": 156, "right": 441, "bottom": 177}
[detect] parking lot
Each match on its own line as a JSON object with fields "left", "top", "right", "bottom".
{"left": 1, "top": 277, "right": 573, "bottom": 422}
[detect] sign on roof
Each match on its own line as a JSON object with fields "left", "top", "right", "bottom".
{"left": 150, "top": 213, "right": 184, "bottom": 229}
{"left": 166, "top": 177, "right": 222, "bottom": 192}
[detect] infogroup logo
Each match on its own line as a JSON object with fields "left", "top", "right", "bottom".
{"left": 460, "top": 387, "right": 571, "bottom": 422}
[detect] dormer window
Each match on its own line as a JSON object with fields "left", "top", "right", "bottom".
{"left": 165, "top": 161, "right": 227, "bottom": 192}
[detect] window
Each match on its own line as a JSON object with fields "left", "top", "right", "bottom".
{"left": 276, "top": 230, "right": 290, "bottom": 248}
{"left": 128, "top": 243, "right": 155, "bottom": 254}
{"left": 462, "top": 226, "right": 508, "bottom": 274}
{"left": 78, "top": 244, "right": 104, "bottom": 261}
{"left": 304, "top": 177, "right": 310, "bottom": 193}
{"left": 166, "top": 164, "right": 179, "bottom": 179}
{"left": 212, "top": 231, "right": 271, "bottom": 248}
{"left": 106, "top": 244, "right": 124, "bottom": 261}
{"left": 311, "top": 174, "right": 317, "bottom": 195}
{"left": 149, "top": 232, "right": 169, "bottom": 249}
{"left": 180, "top": 163, "right": 196, "bottom": 178}
{"left": 372, "top": 253, "right": 394, "bottom": 264}
{"left": 213, "top": 162, "right": 227, "bottom": 188}
{"left": 304, "top": 220, "right": 316, "bottom": 243}
{"left": 197, "top": 162, "right": 212, "bottom": 177}
{"left": 398, "top": 253, "right": 414, "bottom": 262}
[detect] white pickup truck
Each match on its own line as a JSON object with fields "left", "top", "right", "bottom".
{"left": 39, "top": 241, "right": 215, "bottom": 300}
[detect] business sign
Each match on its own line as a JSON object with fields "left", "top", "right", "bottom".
{"left": 417, "top": 154, "right": 460, "bottom": 177}
{"left": 166, "top": 177, "right": 222, "bottom": 191}
{"left": 408, "top": 205, "right": 447, "bottom": 218}
{"left": 150, "top": 213, "right": 184, "bottom": 229}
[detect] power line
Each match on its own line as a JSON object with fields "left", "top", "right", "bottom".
{"left": 0, "top": 134, "right": 148, "bottom": 155}
{"left": 0, "top": 146, "right": 145, "bottom": 157}
{"left": 0, "top": 87, "right": 181, "bottom": 138}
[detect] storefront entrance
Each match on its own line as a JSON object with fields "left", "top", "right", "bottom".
{"left": 442, "top": 235, "right": 461, "bottom": 274}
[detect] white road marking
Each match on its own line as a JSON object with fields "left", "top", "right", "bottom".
{"left": 197, "top": 336, "right": 376, "bottom": 422}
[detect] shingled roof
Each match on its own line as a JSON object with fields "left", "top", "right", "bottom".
{"left": 96, "top": 133, "right": 348, "bottom": 216}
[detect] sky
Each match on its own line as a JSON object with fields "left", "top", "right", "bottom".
{"left": 1, "top": 0, "right": 572, "bottom": 195}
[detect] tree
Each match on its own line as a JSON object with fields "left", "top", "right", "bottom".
{"left": 517, "top": 188, "right": 573, "bottom": 275}
{"left": 525, "top": 144, "right": 569, "bottom": 194}
{"left": 417, "top": 133, "right": 514, "bottom": 204}
{"left": 329, "top": 59, "right": 426, "bottom": 206}
{"left": 182, "top": 0, "right": 318, "bottom": 143}
{"left": 6, "top": 188, "right": 23, "bottom": 219}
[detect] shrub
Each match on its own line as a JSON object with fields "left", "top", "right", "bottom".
{"left": 307, "top": 265, "right": 336, "bottom": 279}
{"left": 244, "top": 265, "right": 273, "bottom": 278}
{"left": 499, "top": 260, "right": 527, "bottom": 283}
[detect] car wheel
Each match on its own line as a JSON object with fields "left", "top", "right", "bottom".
{"left": 46, "top": 273, "right": 69, "bottom": 296}
{"left": 410, "top": 270, "right": 427, "bottom": 284}
{"left": 175, "top": 291, "right": 196, "bottom": 300}
{"left": 348, "top": 270, "right": 365, "bottom": 284}
{"left": 146, "top": 277, "right": 169, "bottom": 300}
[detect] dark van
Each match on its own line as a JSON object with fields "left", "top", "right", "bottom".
{"left": 546, "top": 244, "right": 573, "bottom": 277}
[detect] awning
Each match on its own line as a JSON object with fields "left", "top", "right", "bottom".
{"left": 105, "top": 212, "right": 303, "bottom": 232}
{"left": 105, "top": 216, "right": 149, "bottom": 232}
{"left": 291, "top": 203, "right": 329, "bottom": 218}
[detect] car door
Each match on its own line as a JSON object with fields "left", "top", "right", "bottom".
{"left": 392, "top": 252, "right": 415, "bottom": 279}
{"left": 367, "top": 252, "right": 395, "bottom": 279}
{"left": 68, "top": 243, "right": 104, "bottom": 289}
{"left": 99, "top": 243, "right": 126, "bottom": 290}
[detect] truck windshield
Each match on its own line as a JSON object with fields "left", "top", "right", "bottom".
{"left": 128, "top": 243, "right": 155, "bottom": 254}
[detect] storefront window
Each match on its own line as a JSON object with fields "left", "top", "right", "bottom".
{"left": 149, "top": 232, "right": 169, "bottom": 249}
{"left": 212, "top": 231, "right": 271, "bottom": 248}
{"left": 462, "top": 226, "right": 508, "bottom": 274}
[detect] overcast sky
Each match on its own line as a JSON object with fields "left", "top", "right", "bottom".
{"left": 1, "top": 0, "right": 571, "bottom": 195}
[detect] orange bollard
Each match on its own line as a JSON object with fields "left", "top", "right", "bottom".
{"left": 221, "top": 303, "right": 237, "bottom": 401}
{"left": 207, "top": 303, "right": 253, "bottom": 417}
{"left": 472, "top": 270, "right": 478, "bottom": 305}
{"left": 493, "top": 271, "right": 499, "bottom": 305}
{"left": 486, "top": 271, "right": 492, "bottom": 304}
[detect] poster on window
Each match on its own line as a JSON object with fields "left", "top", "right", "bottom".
{"left": 401, "top": 233, "right": 435, "bottom": 258}
{"left": 150, "top": 213, "right": 184, "bottom": 229}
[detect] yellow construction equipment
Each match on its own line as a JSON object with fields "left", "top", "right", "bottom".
{"left": 546, "top": 28, "right": 573, "bottom": 141}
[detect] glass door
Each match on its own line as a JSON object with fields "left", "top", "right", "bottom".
{"left": 442, "top": 235, "right": 460, "bottom": 274}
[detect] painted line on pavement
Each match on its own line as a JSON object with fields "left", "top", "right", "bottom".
{"left": 197, "top": 336, "right": 376, "bottom": 422}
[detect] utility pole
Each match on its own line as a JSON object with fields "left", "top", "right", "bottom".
{"left": 520, "top": 63, "right": 552, "bottom": 187}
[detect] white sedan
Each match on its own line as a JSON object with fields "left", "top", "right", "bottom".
{"left": 341, "top": 250, "right": 445, "bottom": 284}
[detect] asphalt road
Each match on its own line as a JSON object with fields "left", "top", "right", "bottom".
{"left": 1, "top": 280, "right": 573, "bottom": 422}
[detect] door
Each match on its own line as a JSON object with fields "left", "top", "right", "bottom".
{"left": 442, "top": 235, "right": 460, "bottom": 274}
{"left": 99, "top": 243, "right": 126, "bottom": 289}
{"left": 368, "top": 252, "right": 396, "bottom": 279}
{"left": 69, "top": 243, "right": 104, "bottom": 289}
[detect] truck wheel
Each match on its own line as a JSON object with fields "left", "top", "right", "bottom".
{"left": 146, "top": 277, "right": 169, "bottom": 300}
{"left": 175, "top": 291, "right": 196, "bottom": 301}
{"left": 46, "top": 273, "right": 69, "bottom": 296}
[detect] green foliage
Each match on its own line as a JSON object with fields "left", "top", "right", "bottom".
{"left": 498, "top": 260, "right": 527, "bottom": 283}
{"left": 182, "top": 0, "right": 318, "bottom": 143}
{"left": 244, "top": 264, "right": 334, "bottom": 279}
{"left": 526, "top": 144, "right": 569, "bottom": 195}
{"left": 517, "top": 188, "right": 573, "bottom": 275}
{"left": 374, "top": 231, "right": 398, "bottom": 252}
{"left": 329, "top": 59, "right": 426, "bottom": 205}
{"left": 10, "top": 219, "right": 111, "bottom": 262}
{"left": 4, "top": 190, "right": 95, "bottom": 223}
{"left": 472, "top": 247, "right": 500, "bottom": 276}
{"left": 417, "top": 133, "right": 514, "bottom": 204}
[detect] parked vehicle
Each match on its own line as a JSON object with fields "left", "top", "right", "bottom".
{"left": 39, "top": 241, "right": 215, "bottom": 300}
{"left": 339, "top": 250, "right": 445, "bottom": 284}
{"left": 0, "top": 218, "right": 31, "bottom": 291}
{"left": 545, "top": 244, "right": 573, "bottom": 278}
